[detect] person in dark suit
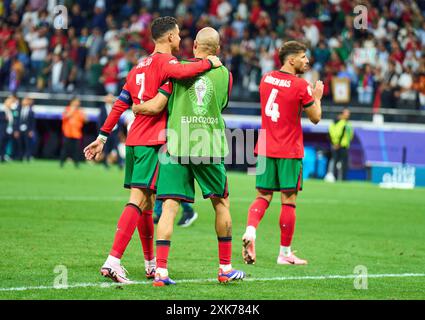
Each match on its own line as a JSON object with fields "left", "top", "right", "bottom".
{"left": 0, "top": 105, "right": 7, "bottom": 163}
{"left": 98, "top": 93, "right": 123, "bottom": 169}
{"left": 14, "top": 97, "right": 36, "bottom": 161}
{"left": 0, "top": 95, "right": 19, "bottom": 162}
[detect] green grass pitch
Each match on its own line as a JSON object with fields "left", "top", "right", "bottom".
{"left": 0, "top": 161, "right": 424, "bottom": 300}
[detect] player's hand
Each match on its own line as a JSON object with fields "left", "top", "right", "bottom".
{"left": 206, "top": 55, "right": 222, "bottom": 68}
{"left": 83, "top": 139, "right": 104, "bottom": 160}
{"left": 312, "top": 80, "right": 324, "bottom": 100}
{"left": 132, "top": 103, "right": 142, "bottom": 115}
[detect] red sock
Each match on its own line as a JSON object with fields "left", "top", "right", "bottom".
{"left": 110, "top": 203, "right": 141, "bottom": 259}
{"left": 156, "top": 240, "right": 170, "bottom": 269}
{"left": 218, "top": 237, "right": 232, "bottom": 265}
{"left": 137, "top": 210, "right": 154, "bottom": 261}
{"left": 247, "top": 197, "right": 270, "bottom": 228}
{"left": 280, "top": 203, "right": 296, "bottom": 247}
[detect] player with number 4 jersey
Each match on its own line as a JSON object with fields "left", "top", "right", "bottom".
{"left": 83, "top": 17, "right": 222, "bottom": 284}
{"left": 242, "top": 41, "right": 323, "bottom": 266}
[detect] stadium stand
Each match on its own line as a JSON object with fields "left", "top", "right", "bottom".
{"left": 0, "top": 0, "right": 425, "bottom": 186}
{"left": 0, "top": 0, "right": 424, "bottom": 109}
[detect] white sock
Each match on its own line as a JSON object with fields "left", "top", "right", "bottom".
{"left": 245, "top": 226, "right": 256, "bottom": 240}
{"left": 107, "top": 255, "right": 121, "bottom": 266}
{"left": 145, "top": 257, "right": 156, "bottom": 269}
{"left": 156, "top": 267, "right": 168, "bottom": 277}
{"left": 280, "top": 246, "right": 291, "bottom": 257}
{"left": 220, "top": 264, "right": 232, "bottom": 272}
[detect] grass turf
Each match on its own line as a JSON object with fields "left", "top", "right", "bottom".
{"left": 0, "top": 160, "right": 424, "bottom": 300}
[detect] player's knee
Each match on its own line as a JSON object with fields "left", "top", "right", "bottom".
{"left": 281, "top": 191, "right": 297, "bottom": 204}
{"left": 212, "top": 196, "right": 230, "bottom": 211}
{"left": 257, "top": 191, "right": 273, "bottom": 203}
{"left": 163, "top": 199, "right": 180, "bottom": 213}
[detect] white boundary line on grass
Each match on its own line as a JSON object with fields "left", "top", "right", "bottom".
{"left": 1, "top": 273, "right": 424, "bottom": 292}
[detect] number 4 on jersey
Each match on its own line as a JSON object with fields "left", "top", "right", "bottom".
{"left": 265, "top": 88, "right": 280, "bottom": 122}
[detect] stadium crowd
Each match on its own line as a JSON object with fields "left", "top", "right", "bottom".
{"left": 0, "top": 0, "right": 425, "bottom": 109}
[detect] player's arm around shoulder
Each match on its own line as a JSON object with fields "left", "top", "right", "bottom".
{"left": 304, "top": 80, "right": 324, "bottom": 125}
{"left": 132, "top": 93, "right": 169, "bottom": 116}
{"left": 132, "top": 81, "right": 172, "bottom": 116}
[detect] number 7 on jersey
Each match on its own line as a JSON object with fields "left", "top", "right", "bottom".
{"left": 136, "top": 73, "right": 145, "bottom": 101}
{"left": 265, "top": 88, "right": 280, "bottom": 122}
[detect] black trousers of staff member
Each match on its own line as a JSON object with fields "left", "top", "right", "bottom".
{"left": 15, "top": 132, "right": 33, "bottom": 161}
{"left": 331, "top": 147, "right": 349, "bottom": 181}
{"left": 60, "top": 137, "right": 81, "bottom": 168}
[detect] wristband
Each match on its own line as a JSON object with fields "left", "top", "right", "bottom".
{"left": 97, "top": 134, "right": 108, "bottom": 144}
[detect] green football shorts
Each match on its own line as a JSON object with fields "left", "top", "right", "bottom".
{"left": 156, "top": 152, "right": 229, "bottom": 203}
{"left": 255, "top": 155, "right": 303, "bottom": 192}
{"left": 124, "top": 145, "right": 160, "bottom": 190}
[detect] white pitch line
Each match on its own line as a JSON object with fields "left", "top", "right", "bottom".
{"left": 0, "top": 273, "right": 424, "bottom": 292}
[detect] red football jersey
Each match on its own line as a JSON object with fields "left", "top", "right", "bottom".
{"left": 100, "top": 53, "right": 212, "bottom": 146}
{"left": 254, "top": 70, "right": 314, "bottom": 158}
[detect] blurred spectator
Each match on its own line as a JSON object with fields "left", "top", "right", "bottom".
{"left": 69, "top": 3, "right": 86, "bottom": 36}
{"left": 60, "top": 97, "right": 86, "bottom": 168}
{"left": 158, "top": 0, "right": 175, "bottom": 16}
{"left": 413, "top": 62, "right": 425, "bottom": 110}
{"left": 0, "top": 0, "right": 423, "bottom": 110}
{"left": 357, "top": 64, "right": 375, "bottom": 105}
{"left": 91, "top": 4, "right": 107, "bottom": 32}
{"left": 313, "top": 41, "right": 331, "bottom": 72}
{"left": 120, "top": 0, "right": 135, "bottom": 21}
{"left": 86, "top": 27, "right": 105, "bottom": 58}
{"left": 26, "top": 26, "right": 48, "bottom": 84}
{"left": 87, "top": 55, "right": 104, "bottom": 94}
{"left": 14, "top": 97, "right": 35, "bottom": 161}
{"left": 50, "top": 29, "right": 68, "bottom": 53}
{"left": 9, "top": 56, "right": 24, "bottom": 93}
{"left": 101, "top": 58, "right": 119, "bottom": 95}
{"left": 303, "top": 18, "right": 320, "bottom": 47}
{"left": 397, "top": 66, "right": 416, "bottom": 108}
{"left": 216, "top": 0, "right": 233, "bottom": 27}
{"left": 21, "top": 3, "right": 39, "bottom": 34}
{"left": 380, "top": 61, "right": 400, "bottom": 108}
{"left": 50, "top": 53, "right": 66, "bottom": 92}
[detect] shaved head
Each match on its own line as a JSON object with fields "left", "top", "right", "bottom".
{"left": 194, "top": 27, "right": 220, "bottom": 55}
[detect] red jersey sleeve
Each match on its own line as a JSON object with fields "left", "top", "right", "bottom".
{"left": 100, "top": 83, "right": 132, "bottom": 136}
{"left": 158, "top": 81, "right": 173, "bottom": 97}
{"left": 300, "top": 79, "right": 314, "bottom": 108}
{"left": 161, "top": 55, "right": 212, "bottom": 80}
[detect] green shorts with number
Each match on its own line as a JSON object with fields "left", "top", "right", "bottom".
{"left": 124, "top": 145, "right": 160, "bottom": 190}
{"left": 156, "top": 152, "right": 229, "bottom": 203}
{"left": 255, "top": 156, "right": 303, "bottom": 192}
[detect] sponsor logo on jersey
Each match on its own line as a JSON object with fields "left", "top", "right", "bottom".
{"left": 137, "top": 57, "right": 152, "bottom": 68}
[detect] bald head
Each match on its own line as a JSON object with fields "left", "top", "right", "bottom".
{"left": 194, "top": 27, "right": 220, "bottom": 56}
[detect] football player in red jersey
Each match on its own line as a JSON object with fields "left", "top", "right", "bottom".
{"left": 83, "top": 17, "right": 222, "bottom": 283}
{"left": 242, "top": 41, "right": 323, "bottom": 265}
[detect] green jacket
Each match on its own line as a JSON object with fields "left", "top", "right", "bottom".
{"left": 164, "top": 60, "right": 231, "bottom": 158}
{"left": 329, "top": 119, "right": 354, "bottom": 148}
